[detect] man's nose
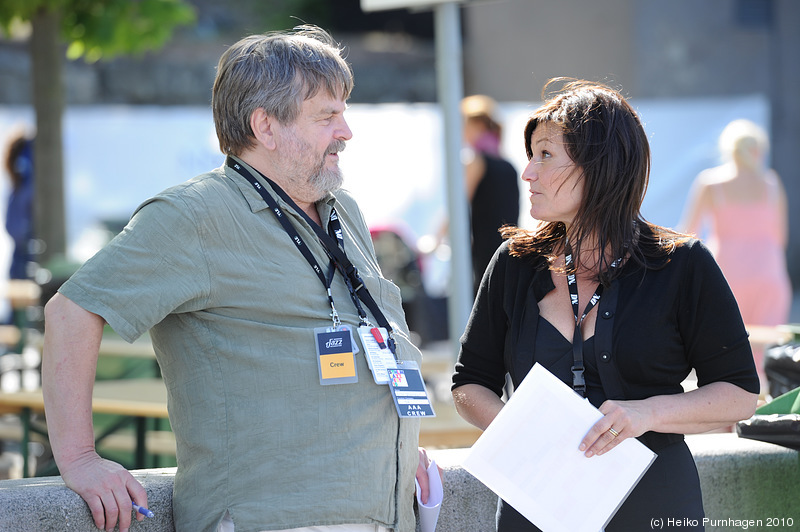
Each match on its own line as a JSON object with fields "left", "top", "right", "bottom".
{"left": 336, "top": 116, "right": 353, "bottom": 141}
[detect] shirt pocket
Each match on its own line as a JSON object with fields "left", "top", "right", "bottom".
{"left": 361, "top": 271, "right": 409, "bottom": 331}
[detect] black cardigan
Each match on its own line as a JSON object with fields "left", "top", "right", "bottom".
{"left": 453, "top": 238, "right": 760, "bottom": 447}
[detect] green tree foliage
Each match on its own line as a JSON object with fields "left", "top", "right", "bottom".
{"left": 0, "top": 0, "right": 196, "bottom": 61}
{"left": 0, "top": 0, "right": 196, "bottom": 265}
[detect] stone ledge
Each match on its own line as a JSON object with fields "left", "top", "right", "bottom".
{"left": 0, "top": 468, "right": 175, "bottom": 532}
{"left": 0, "top": 433, "right": 796, "bottom": 532}
{"left": 685, "top": 433, "right": 800, "bottom": 524}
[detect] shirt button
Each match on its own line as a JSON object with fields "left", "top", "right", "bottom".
{"left": 600, "top": 352, "right": 611, "bottom": 362}
{"left": 602, "top": 310, "right": 613, "bottom": 319}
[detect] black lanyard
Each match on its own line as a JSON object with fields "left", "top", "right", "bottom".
{"left": 226, "top": 156, "right": 397, "bottom": 353}
{"left": 564, "top": 240, "right": 620, "bottom": 397}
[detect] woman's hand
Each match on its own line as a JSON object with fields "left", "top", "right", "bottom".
{"left": 579, "top": 382, "right": 758, "bottom": 457}
{"left": 579, "top": 399, "right": 649, "bottom": 457}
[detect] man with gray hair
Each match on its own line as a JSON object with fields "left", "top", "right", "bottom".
{"left": 42, "top": 25, "right": 433, "bottom": 532}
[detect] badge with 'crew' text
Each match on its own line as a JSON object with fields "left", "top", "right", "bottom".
{"left": 387, "top": 360, "right": 435, "bottom": 418}
{"left": 315, "top": 327, "right": 358, "bottom": 385}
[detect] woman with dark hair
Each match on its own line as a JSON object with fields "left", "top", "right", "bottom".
{"left": 3, "top": 131, "right": 34, "bottom": 280}
{"left": 452, "top": 79, "right": 759, "bottom": 531}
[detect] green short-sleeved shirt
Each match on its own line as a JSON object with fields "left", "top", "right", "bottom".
{"left": 59, "top": 158, "right": 422, "bottom": 532}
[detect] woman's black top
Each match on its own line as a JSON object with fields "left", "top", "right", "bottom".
{"left": 453, "top": 237, "right": 759, "bottom": 531}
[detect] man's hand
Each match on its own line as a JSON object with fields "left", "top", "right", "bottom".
{"left": 60, "top": 453, "right": 148, "bottom": 532}
{"left": 415, "top": 447, "right": 443, "bottom": 505}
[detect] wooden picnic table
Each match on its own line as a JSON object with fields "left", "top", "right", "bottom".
{"left": 0, "top": 378, "right": 168, "bottom": 477}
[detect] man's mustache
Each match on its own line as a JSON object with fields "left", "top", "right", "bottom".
{"left": 328, "top": 140, "right": 346, "bottom": 154}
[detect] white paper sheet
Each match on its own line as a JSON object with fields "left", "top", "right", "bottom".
{"left": 462, "top": 363, "right": 656, "bottom": 532}
{"left": 415, "top": 459, "right": 443, "bottom": 532}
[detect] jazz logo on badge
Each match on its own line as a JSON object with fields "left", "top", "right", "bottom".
{"left": 326, "top": 337, "right": 343, "bottom": 349}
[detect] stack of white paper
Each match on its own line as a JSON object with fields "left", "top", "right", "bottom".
{"left": 462, "top": 363, "right": 656, "bottom": 532}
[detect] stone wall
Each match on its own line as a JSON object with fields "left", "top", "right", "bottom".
{"left": 0, "top": 434, "right": 797, "bottom": 532}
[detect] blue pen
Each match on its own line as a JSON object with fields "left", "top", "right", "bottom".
{"left": 132, "top": 502, "right": 155, "bottom": 518}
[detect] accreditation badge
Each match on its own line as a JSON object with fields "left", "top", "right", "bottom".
{"left": 387, "top": 360, "right": 436, "bottom": 418}
{"left": 314, "top": 327, "right": 358, "bottom": 385}
{"left": 357, "top": 325, "right": 398, "bottom": 384}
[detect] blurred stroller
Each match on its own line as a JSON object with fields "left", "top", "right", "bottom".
{"left": 369, "top": 225, "right": 448, "bottom": 347}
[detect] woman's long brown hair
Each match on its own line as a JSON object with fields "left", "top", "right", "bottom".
{"left": 505, "top": 78, "right": 689, "bottom": 285}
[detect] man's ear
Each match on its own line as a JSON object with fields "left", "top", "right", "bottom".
{"left": 250, "top": 108, "right": 277, "bottom": 150}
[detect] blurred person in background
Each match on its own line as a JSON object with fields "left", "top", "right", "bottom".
{"left": 680, "top": 119, "right": 791, "bottom": 393}
{"left": 452, "top": 79, "right": 758, "bottom": 531}
{"left": 43, "top": 25, "right": 434, "bottom": 532}
{"left": 3, "top": 130, "right": 35, "bottom": 281}
{"left": 437, "top": 95, "right": 520, "bottom": 296}
{"left": 461, "top": 95, "right": 520, "bottom": 294}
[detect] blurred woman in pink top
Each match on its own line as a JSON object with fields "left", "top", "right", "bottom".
{"left": 681, "top": 119, "right": 792, "bottom": 393}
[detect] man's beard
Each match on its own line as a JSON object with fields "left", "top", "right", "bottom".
{"left": 281, "top": 129, "right": 346, "bottom": 202}
{"left": 308, "top": 139, "right": 346, "bottom": 197}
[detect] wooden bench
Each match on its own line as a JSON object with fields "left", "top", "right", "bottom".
{"left": 99, "top": 430, "right": 176, "bottom": 457}
{"left": 0, "top": 378, "right": 169, "bottom": 476}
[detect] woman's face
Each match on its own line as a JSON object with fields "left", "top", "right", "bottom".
{"left": 462, "top": 117, "right": 484, "bottom": 147}
{"left": 521, "top": 121, "right": 584, "bottom": 226}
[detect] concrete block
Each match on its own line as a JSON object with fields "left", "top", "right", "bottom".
{"left": 687, "top": 434, "right": 800, "bottom": 529}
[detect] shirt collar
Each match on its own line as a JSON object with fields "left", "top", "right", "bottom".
{"left": 225, "top": 155, "right": 338, "bottom": 219}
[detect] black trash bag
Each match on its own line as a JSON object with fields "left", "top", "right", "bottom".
{"left": 736, "top": 386, "right": 800, "bottom": 451}
{"left": 735, "top": 414, "right": 800, "bottom": 451}
{"left": 764, "top": 342, "right": 800, "bottom": 398}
